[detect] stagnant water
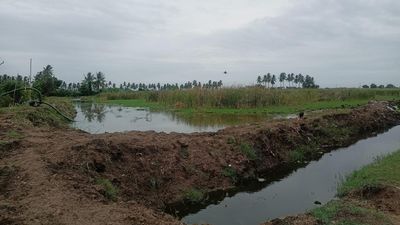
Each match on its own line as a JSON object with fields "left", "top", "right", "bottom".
{"left": 72, "top": 103, "right": 269, "bottom": 134}
{"left": 180, "top": 126, "right": 400, "bottom": 225}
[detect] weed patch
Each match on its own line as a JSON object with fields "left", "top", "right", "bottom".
{"left": 179, "top": 147, "right": 189, "bottom": 159}
{"left": 227, "top": 136, "right": 236, "bottom": 144}
{"left": 239, "top": 142, "right": 257, "bottom": 160}
{"left": 96, "top": 178, "right": 118, "bottom": 201}
{"left": 288, "top": 144, "right": 319, "bottom": 163}
{"left": 222, "top": 166, "right": 237, "bottom": 182}
{"left": 5, "top": 130, "right": 23, "bottom": 139}
{"left": 184, "top": 188, "right": 204, "bottom": 203}
{"left": 289, "top": 149, "right": 305, "bottom": 162}
{"left": 311, "top": 200, "right": 391, "bottom": 225}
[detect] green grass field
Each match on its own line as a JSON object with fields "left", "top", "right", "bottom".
{"left": 98, "top": 88, "right": 400, "bottom": 116}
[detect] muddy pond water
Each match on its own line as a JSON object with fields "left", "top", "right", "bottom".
{"left": 72, "top": 103, "right": 269, "bottom": 134}
{"left": 179, "top": 125, "right": 400, "bottom": 225}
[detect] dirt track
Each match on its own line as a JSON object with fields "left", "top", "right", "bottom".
{"left": 1, "top": 101, "right": 399, "bottom": 225}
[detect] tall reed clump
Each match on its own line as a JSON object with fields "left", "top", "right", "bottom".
{"left": 99, "top": 88, "right": 400, "bottom": 109}
{"left": 98, "top": 91, "right": 147, "bottom": 100}
{"left": 145, "top": 88, "right": 400, "bottom": 109}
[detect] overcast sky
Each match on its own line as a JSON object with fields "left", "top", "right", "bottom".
{"left": 1, "top": 0, "right": 399, "bottom": 87}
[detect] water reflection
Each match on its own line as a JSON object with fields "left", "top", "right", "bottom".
{"left": 79, "top": 103, "right": 107, "bottom": 122}
{"left": 72, "top": 103, "right": 269, "bottom": 134}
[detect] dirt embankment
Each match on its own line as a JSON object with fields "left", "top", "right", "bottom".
{"left": 263, "top": 182, "right": 400, "bottom": 225}
{"left": 0, "top": 101, "right": 399, "bottom": 225}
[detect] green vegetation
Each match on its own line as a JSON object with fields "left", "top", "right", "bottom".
{"left": 96, "top": 88, "right": 400, "bottom": 117}
{"left": 289, "top": 149, "right": 305, "bottom": 162}
{"left": 288, "top": 145, "right": 320, "bottom": 163}
{"left": 308, "top": 150, "right": 400, "bottom": 225}
{"left": 105, "top": 99, "right": 163, "bottom": 110}
{"left": 2, "top": 65, "right": 399, "bottom": 118}
{"left": 33, "top": 65, "right": 63, "bottom": 96}
{"left": 96, "top": 178, "right": 118, "bottom": 201}
{"left": 337, "top": 150, "right": 400, "bottom": 196}
{"left": 239, "top": 142, "right": 257, "bottom": 160}
{"left": 227, "top": 136, "right": 236, "bottom": 144}
{"left": 312, "top": 200, "right": 391, "bottom": 225}
{"left": 149, "top": 177, "right": 158, "bottom": 190}
{"left": 0, "top": 97, "right": 75, "bottom": 128}
{"left": 184, "top": 188, "right": 204, "bottom": 203}
{"left": 0, "top": 140, "right": 10, "bottom": 149}
{"left": 222, "top": 166, "right": 238, "bottom": 182}
{"left": 5, "top": 130, "right": 23, "bottom": 139}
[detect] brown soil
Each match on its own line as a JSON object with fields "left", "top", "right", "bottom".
{"left": 0, "top": 101, "right": 399, "bottom": 225}
{"left": 350, "top": 185, "right": 400, "bottom": 215}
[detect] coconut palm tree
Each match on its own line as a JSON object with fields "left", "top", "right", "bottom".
{"left": 271, "top": 75, "right": 276, "bottom": 88}
{"left": 257, "top": 76, "right": 262, "bottom": 86}
{"left": 94, "top": 72, "right": 106, "bottom": 91}
{"left": 279, "top": 73, "right": 286, "bottom": 88}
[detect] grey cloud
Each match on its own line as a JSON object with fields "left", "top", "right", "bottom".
{"left": 0, "top": 0, "right": 399, "bottom": 87}
{"left": 200, "top": 0, "right": 400, "bottom": 86}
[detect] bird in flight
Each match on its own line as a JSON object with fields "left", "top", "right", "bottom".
{"left": 223, "top": 71, "right": 227, "bottom": 74}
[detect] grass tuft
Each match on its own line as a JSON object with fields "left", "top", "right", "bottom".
{"left": 96, "top": 178, "right": 118, "bottom": 201}
{"left": 5, "top": 130, "right": 23, "bottom": 139}
{"left": 227, "top": 136, "right": 236, "bottom": 144}
{"left": 311, "top": 200, "right": 391, "bottom": 225}
{"left": 288, "top": 145, "right": 319, "bottom": 162}
{"left": 222, "top": 166, "right": 237, "bottom": 182}
{"left": 239, "top": 142, "right": 257, "bottom": 160}
{"left": 184, "top": 188, "right": 204, "bottom": 203}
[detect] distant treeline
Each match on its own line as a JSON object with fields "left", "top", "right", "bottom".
{"left": 0, "top": 65, "right": 224, "bottom": 99}
{"left": 65, "top": 77, "right": 224, "bottom": 95}
{"left": 1, "top": 65, "right": 398, "bottom": 104}
{"left": 362, "top": 84, "right": 397, "bottom": 89}
{"left": 257, "top": 73, "right": 318, "bottom": 88}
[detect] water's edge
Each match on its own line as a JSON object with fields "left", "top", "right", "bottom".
{"left": 172, "top": 125, "right": 400, "bottom": 225}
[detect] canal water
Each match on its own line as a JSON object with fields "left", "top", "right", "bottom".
{"left": 181, "top": 126, "right": 400, "bottom": 225}
{"left": 72, "top": 103, "right": 400, "bottom": 225}
{"left": 72, "top": 103, "right": 268, "bottom": 134}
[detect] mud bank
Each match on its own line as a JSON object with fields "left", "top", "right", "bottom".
{"left": 263, "top": 150, "right": 400, "bottom": 225}
{"left": 0, "top": 101, "right": 399, "bottom": 225}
